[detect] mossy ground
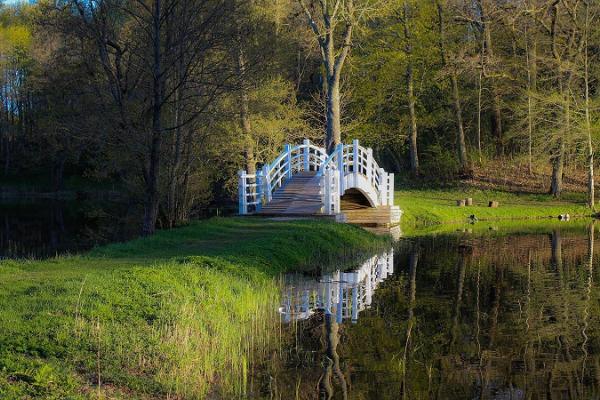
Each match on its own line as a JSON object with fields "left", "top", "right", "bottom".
{"left": 0, "top": 217, "right": 386, "bottom": 399}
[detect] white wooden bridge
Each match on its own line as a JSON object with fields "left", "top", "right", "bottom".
{"left": 238, "top": 139, "right": 401, "bottom": 226}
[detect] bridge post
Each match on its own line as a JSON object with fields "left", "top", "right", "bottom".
{"left": 388, "top": 173, "right": 395, "bottom": 205}
{"left": 284, "top": 143, "right": 292, "bottom": 178}
{"left": 256, "top": 170, "right": 263, "bottom": 211}
{"left": 238, "top": 170, "right": 247, "bottom": 215}
{"left": 262, "top": 164, "right": 272, "bottom": 202}
{"left": 336, "top": 143, "right": 345, "bottom": 193}
{"left": 366, "top": 147, "right": 373, "bottom": 184}
{"left": 353, "top": 139, "right": 359, "bottom": 183}
{"left": 378, "top": 168, "right": 387, "bottom": 206}
{"left": 303, "top": 139, "right": 310, "bottom": 171}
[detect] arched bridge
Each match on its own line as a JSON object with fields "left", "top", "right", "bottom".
{"left": 238, "top": 139, "right": 401, "bottom": 226}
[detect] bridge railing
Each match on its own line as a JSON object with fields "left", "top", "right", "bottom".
{"left": 239, "top": 139, "right": 328, "bottom": 215}
{"left": 318, "top": 139, "right": 394, "bottom": 214}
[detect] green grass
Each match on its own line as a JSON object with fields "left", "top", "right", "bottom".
{"left": 0, "top": 217, "right": 386, "bottom": 399}
{"left": 396, "top": 187, "right": 593, "bottom": 231}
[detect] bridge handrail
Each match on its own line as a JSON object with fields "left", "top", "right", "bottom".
{"left": 316, "top": 140, "right": 392, "bottom": 206}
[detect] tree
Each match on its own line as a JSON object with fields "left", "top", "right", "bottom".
{"left": 402, "top": 0, "right": 419, "bottom": 176}
{"left": 69, "top": 0, "right": 230, "bottom": 234}
{"left": 436, "top": 0, "right": 469, "bottom": 174}
{"left": 297, "top": 0, "right": 357, "bottom": 153}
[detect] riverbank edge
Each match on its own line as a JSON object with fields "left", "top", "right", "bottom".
{"left": 0, "top": 218, "right": 389, "bottom": 399}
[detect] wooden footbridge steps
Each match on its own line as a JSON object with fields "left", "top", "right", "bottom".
{"left": 258, "top": 172, "right": 322, "bottom": 215}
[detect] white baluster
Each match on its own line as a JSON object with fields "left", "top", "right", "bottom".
{"left": 262, "top": 164, "right": 272, "bottom": 202}
{"left": 256, "top": 170, "right": 263, "bottom": 211}
{"left": 379, "top": 168, "right": 387, "bottom": 206}
{"left": 303, "top": 139, "right": 310, "bottom": 171}
{"left": 353, "top": 139, "right": 359, "bottom": 184}
{"left": 366, "top": 147, "right": 373, "bottom": 185}
{"left": 333, "top": 173, "right": 340, "bottom": 214}
{"left": 238, "top": 170, "right": 247, "bottom": 215}
{"left": 284, "top": 143, "right": 292, "bottom": 178}
{"left": 336, "top": 143, "right": 344, "bottom": 193}
{"left": 388, "top": 173, "right": 395, "bottom": 205}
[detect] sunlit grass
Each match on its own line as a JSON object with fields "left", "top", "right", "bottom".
{"left": 397, "top": 187, "right": 593, "bottom": 230}
{"left": 0, "top": 217, "right": 386, "bottom": 399}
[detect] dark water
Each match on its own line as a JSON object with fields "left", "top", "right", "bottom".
{"left": 270, "top": 225, "right": 600, "bottom": 399}
{"left": 0, "top": 200, "right": 137, "bottom": 258}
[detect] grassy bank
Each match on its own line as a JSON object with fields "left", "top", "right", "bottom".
{"left": 396, "top": 187, "right": 593, "bottom": 230}
{"left": 0, "top": 218, "right": 385, "bottom": 399}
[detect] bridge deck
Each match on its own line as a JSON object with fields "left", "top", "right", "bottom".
{"left": 257, "top": 172, "right": 322, "bottom": 215}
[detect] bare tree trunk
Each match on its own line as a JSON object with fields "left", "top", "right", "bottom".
{"left": 584, "top": 4, "right": 594, "bottom": 209}
{"left": 326, "top": 78, "right": 342, "bottom": 154}
{"left": 299, "top": 0, "right": 354, "bottom": 154}
{"left": 549, "top": 0, "right": 565, "bottom": 198}
{"left": 477, "top": 69, "right": 483, "bottom": 164}
{"left": 550, "top": 140, "right": 564, "bottom": 198}
{"left": 167, "top": 45, "right": 184, "bottom": 228}
{"left": 478, "top": 0, "right": 503, "bottom": 155}
{"left": 525, "top": 30, "right": 536, "bottom": 176}
{"left": 436, "top": 0, "right": 469, "bottom": 174}
{"left": 451, "top": 74, "right": 468, "bottom": 172}
{"left": 404, "top": 1, "right": 419, "bottom": 176}
{"left": 142, "top": 0, "right": 164, "bottom": 236}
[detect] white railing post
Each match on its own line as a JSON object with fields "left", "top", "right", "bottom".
{"left": 336, "top": 143, "right": 344, "bottom": 193}
{"left": 388, "top": 173, "right": 395, "bottom": 205}
{"left": 256, "top": 170, "right": 263, "bottom": 211}
{"left": 353, "top": 139, "right": 359, "bottom": 182}
{"left": 284, "top": 143, "right": 292, "bottom": 178}
{"left": 379, "top": 168, "right": 387, "bottom": 206}
{"left": 333, "top": 173, "right": 340, "bottom": 213}
{"left": 366, "top": 147, "right": 373, "bottom": 185}
{"left": 263, "top": 164, "right": 272, "bottom": 202}
{"left": 303, "top": 139, "right": 310, "bottom": 171}
{"left": 320, "top": 173, "right": 329, "bottom": 214}
{"left": 238, "top": 170, "right": 247, "bottom": 215}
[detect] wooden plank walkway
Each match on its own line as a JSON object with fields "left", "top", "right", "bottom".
{"left": 258, "top": 172, "right": 323, "bottom": 215}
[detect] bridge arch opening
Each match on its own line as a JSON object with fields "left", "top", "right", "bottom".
{"left": 341, "top": 188, "right": 377, "bottom": 210}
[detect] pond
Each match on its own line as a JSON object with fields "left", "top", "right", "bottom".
{"left": 0, "top": 199, "right": 138, "bottom": 259}
{"left": 267, "top": 223, "right": 600, "bottom": 399}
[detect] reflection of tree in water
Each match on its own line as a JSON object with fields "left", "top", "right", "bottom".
{"left": 269, "top": 226, "right": 600, "bottom": 399}
{"left": 0, "top": 200, "right": 137, "bottom": 258}
{"left": 320, "top": 313, "right": 348, "bottom": 400}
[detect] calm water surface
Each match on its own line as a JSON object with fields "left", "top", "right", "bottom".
{"left": 0, "top": 200, "right": 137, "bottom": 258}
{"left": 267, "top": 225, "right": 600, "bottom": 399}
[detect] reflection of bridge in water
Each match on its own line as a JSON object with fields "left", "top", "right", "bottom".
{"left": 279, "top": 250, "right": 394, "bottom": 324}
